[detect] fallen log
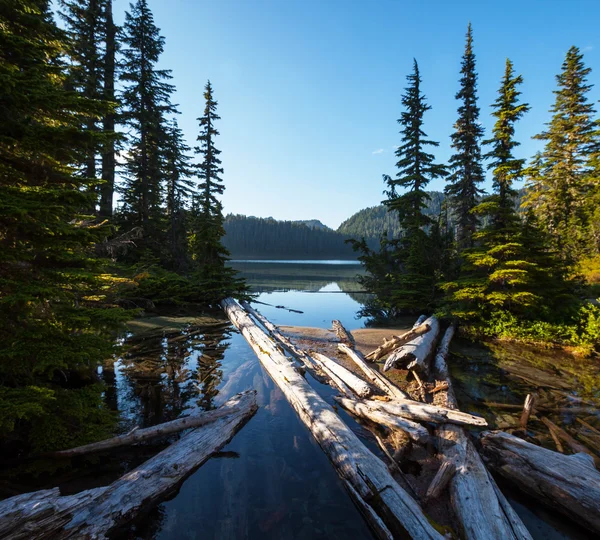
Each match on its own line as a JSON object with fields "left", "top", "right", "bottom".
{"left": 334, "top": 397, "right": 429, "bottom": 444}
{"left": 365, "top": 323, "right": 431, "bottom": 362}
{"left": 311, "top": 352, "right": 372, "bottom": 398}
{"left": 481, "top": 430, "right": 600, "bottom": 534}
{"left": 0, "top": 391, "right": 257, "bottom": 540}
{"left": 338, "top": 343, "right": 409, "bottom": 400}
{"left": 519, "top": 394, "right": 535, "bottom": 430}
{"left": 384, "top": 316, "right": 440, "bottom": 375}
{"left": 541, "top": 416, "right": 599, "bottom": 466}
{"left": 424, "top": 457, "right": 456, "bottom": 501}
{"left": 433, "top": 326, "right": 531, "bottom": 539}
{"left": 50, "top": 407, "right": 236, "bottom": 458}
{"left": 221, "top": 298, "right": 443, "bottom": 540}
{"left": 340, "top": 397, "right": 487, "bottom": 427}
{"left": 332, "top": 319, "right": 355, "bottom": 347}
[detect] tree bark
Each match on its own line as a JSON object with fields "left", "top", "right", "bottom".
{"left": 481, "top": 430, "right": 600, "bottom": 534}
{"left": 221, "top": 298, "right": 443, "bottom": 540}
{"left": 0, "top": 391, "right": 257, "bottom": 539}
{"left": 384, "top": 316, "right": 440, "bottom": 375}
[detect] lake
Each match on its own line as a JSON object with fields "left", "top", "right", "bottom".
{"left": 3, "top": 260, "right": 599, "bottom": 539}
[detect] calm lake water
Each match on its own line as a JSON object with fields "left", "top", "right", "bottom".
{"left": 4, "top": 260, "right": 599, "bottom": 539}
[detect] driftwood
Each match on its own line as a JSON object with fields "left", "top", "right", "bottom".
{"left": 336, "top": 397, "right": 487, "bottom": 427}
{"left": 365, "top": 323, "right": 431, "bottom": 362}
{"left": 334, "top": 397, "right": 429, "bottom": 444}
{"left": 424, "top": 457, "right": 457, "bottom": 501}
{"left": 433, "top": 326, "right": 531, "bottom": 539}
{"left": 481, "top": 430, "right": 600, "bottom": 534}
{"left": 50, "top": 407, "right": 236, "bottom": 458}
{"left": 312, "top": 352, "right": 372, "bottom": 398}
{"left": 332, "top": 319, "right": 355, "bottom": 347}
{"left": 519, "top": 394, "right": 535, "bottom": 430}
{"left": 384, "top": 316, "right": 440, "bottom": 374}
{"left": 540, "top": 417, "right": 599, "bottom": 466}
{"left": 0, "top": 391, "right": 257, "bottom": 540}
{"left": 338, "top": 343, "right": 409, "bottom": 400}
{"left": 221, "top": 298, "right": 443, "bottom": 539}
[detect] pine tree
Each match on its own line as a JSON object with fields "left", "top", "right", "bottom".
{"left": 446, "top": 23, "right": 485, "bottom": 250}
{"left": 164, "top": 117, "right": 193, "bottom": 271}
{"left": 525, "top": 46, "right": 597, "bottom": 263}
{"left": 383, "top": 59, "right": 447, "bottom": 311}
{"left": 119, "top": 0, "right": 175, "bottom": 239}
{"left": 0, "top": 0, "right": 129, "bottom": 451}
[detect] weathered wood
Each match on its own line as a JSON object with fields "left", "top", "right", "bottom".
{"left": 50, "top": 407, "right": 235, "bottom": 458}
{"left": 332, "top": 319, "right": 356, "bottom": 347}
{"left": 338, "top": 343, "right": 409, "bottom": 400}
{"left": 221, "top": 298, "right": 443, "bottom": 540}
{"left": 384, "top": 316, "right": 440, "bottom": 375}
{"left": 424, "top": 458, "right": 456, "bottom": 501}
{"left": 0, "top": 391, "right": 258, "bottom": 539}
{"left": 365, "top": 323, "right": 431, "bottom": 362}
{"left": 519, "top": 394, "right": 535, "bottom": 430}
{"left": 347, "top": 397, "right": 487, "bottom": 427}
{"left": 540, "top": 416, "right": 598, "bottom": 464}
{"left": 312, "top": 352, "right": 372, "bottom": 398}
{"left": 433, "top": 326, "right": 531, "bottom": 540}
{"left": 577, "top": 417, "right": 600, "bottom": 437}
{"left": 481, "top": 430, "right": 600, "bottom": 534}
{"left": 547, "top": 424, "right": 565, "bottom": 453}
{"left": 334, "top": 397, "right": 429, "bottom": 444}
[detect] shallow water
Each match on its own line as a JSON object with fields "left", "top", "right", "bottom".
{"left": 3, "top": 261, "right": 599, "bottom": 539}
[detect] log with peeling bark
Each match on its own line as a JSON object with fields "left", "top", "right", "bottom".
{"left": 221, "top": 298, "right": 443, "bottom": 540}
{"left": 364, "top": 323, "right": 431, "bottom": 362}
{"left": 50, "top": 407, "right": 236, "bottom": 458}
{"left": 433, "top": 326, "right": 532, "bottom": 540}
{"left": 384, "top": 316, "right": 440, "bottom": 375}
{"left": 338, "top": 397, "right": 487, "bottom": 427}
{"left": 338, "top": 343, "right": 408, "bottom": 400}
{"left": 332, "top": 319, "right": 355, "bottom": 347}
{"left": 334, "top": 396, "right": 429, "bottom": 444}
{"left": 0, "top": 391, "right": 257, "bottom": 540}
{"left": 481, "top": 430, "right": 600, "bottom": 534}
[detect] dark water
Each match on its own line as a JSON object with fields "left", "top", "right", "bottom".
{"left": 3, "top": 261, "right": 599, "bottom": 539}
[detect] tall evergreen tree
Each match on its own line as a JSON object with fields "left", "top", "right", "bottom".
{"left": 525, "top": 46, "right": 597, "bottom": 263}
{"left": 446, "top": 23, "right": 485, "bottom": 250}
{"left": 164, "top": 117, "right": 193, "bottom": 271}
{"left": 119, "top": 0, "right": 175, "bottom": 239}
{"left": 0, "top": 0, "right": 128, "bottom": 451}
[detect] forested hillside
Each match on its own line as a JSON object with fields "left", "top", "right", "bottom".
{"left": 223, "top": 215, "right": 358, "bottom": 259}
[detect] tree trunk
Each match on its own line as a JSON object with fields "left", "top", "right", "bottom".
{"left": 0, "top": 391, "right": 257, "bottom": 540}
{"left": 221, "top": 298, "right": 443, "bottom": 540}
{"left": 383, "top": 316, "right": 440, "bottom": 375}
{"left": 481, "top": 430, "right": 600, "bottom": 534}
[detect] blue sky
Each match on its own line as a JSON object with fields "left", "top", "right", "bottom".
{"left": 110, "top": 0, "right": 599, "bottom": 229}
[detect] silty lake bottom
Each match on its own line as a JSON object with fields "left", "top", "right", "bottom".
{"left": 2, "top": 260, "right": 599, "bottom": 539}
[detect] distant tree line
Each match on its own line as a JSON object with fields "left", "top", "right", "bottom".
{"left": 352, "top": 25, "right": 600, "bottom": 355}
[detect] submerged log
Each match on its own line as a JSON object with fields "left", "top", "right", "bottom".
{"left": 519, "top": 394, "right": 535, "bottom": 430}
{"left": 50, "top": 407, "right": 236, "bottom": 458}
{"left": 338, "top": 343, "right": 408, "bottom": 400}
{"left": 383, "top": 316, "right": 440, "bottom": 375}
{"left": 364, "top": 323, "right": 431, "bottom": 362}
{"left": 334, "top": 397, "right": 429, "bottom": 444}
{"left": 340, "top": 397, "right": 487, "bottom": 427}
{"left": 540, "top": 417, "right": 599, "bottom": 466}
{"left": 433, "top": 326, "right": 531, "bottom": 540}
{"left": 332, "top": 319, "right": 356, "bottom": 347}
{"left": 0, "top": 391, "right": 257, "bottom": 540}
{"left": 481, "top": 430, "right": 600, "bottom": 534}
{"left": 221, "top": 298, "right": 443, "bottom": 540}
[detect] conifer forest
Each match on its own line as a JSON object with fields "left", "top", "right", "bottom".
{"left": 1, "top": 2, "right": 600, "bottom": 539}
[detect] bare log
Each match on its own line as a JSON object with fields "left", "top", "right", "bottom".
{"left": 424, "top": 458, "right": 456, "bottom": 501}
{"left": 519, "top": 394, "right": 535, "bottom": 430}
{"left": 365, "top": 323, "right": 431, "bottom": 362}
{"left": 338, "top": 343, "right": 409, "bottom": 400}
{"left": 50, "top": 407, "right": 236, "bottom": 458}
{"left": 433, "top": 326, "right": 531, "bottom": 539}
{"left": 0, "top": 391, "right": 257, "bottom": 539}
{"left": 383, "top": 316, "right": 440, "bottom": 374}
{"left": 312, "top": 352, "right": 372, "bottom": 398}
{"left": 221, "top": 298, "right": 443, "bottom": 540}
{"left": 481, "top": 430, "right": 600, "bottom": 534}
{"left": 332, "top": 319, "right": 355, "bottom": 347}
{"left": 334, "top": 397, "right": 429, "bottom": 444}
{"left": 345, "top": 397, "right": 487, "bottom": 427}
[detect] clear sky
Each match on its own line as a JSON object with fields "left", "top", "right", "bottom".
{"left": 111, "top": 0, "right": 600, "bottom": 229}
